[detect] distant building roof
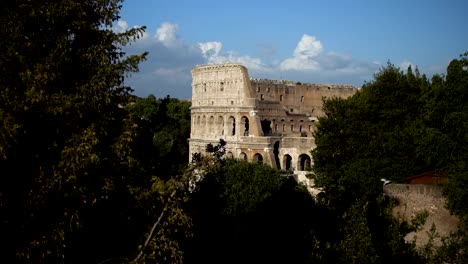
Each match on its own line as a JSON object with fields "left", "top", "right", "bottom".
{"left": 404, "top": 171, "right": 447, "bottom": 185}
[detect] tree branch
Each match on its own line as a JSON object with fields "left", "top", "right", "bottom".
{"left": 131, "top": 190, "right": 177, "bottom": 263}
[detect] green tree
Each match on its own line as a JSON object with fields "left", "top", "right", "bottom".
{"left": 311, "top": 64, "right": 431, "bottom": 263}
{"left": 0, "top": 1, "right": 191, "bottom": 263}
{"left": 127, "top": 95, "right": 192, "bottom": 178}
{"left": 312, "top": 63, "right": 430, "bottom": 207}
{"left": 186, "top": 144, "right": 323, "bottom": 263}
{"left": 418, "top": 53, "right": 468, "bottom": 262}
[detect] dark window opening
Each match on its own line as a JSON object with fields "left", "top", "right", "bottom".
{"left": 253, "top": 153, "right": 263, "bottom": 164}
{"left": 298, "top": 154, "right": 311, "bottom": 171}
{"left": 241, "top": 116, "right": 249, "bottom": 136}
{"left": 261, "top": 119, "right": 272, "bottom": 136}
{"left": 283, "top": 155, "right": 292, "bottom": 170}
{"left": 273, "top": 141, "right": 281, "bottom": 169}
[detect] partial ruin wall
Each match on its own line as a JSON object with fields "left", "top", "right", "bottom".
{"left": 384, "top": 184, "right": 460, "bottom": 248}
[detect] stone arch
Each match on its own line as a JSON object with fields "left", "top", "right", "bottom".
{"left": 239, "top": 152, "right": 247, "bottom": 161}
{"left": 253, "top": 153, "right": 263, "bottom": 164}
{"left": 241, "top": 116, "right": 249, "bottom": 136}
{"left": 197, "top": 116, "right": 201, "bottom": 127}
{"left": 228, "top": 116, "right": 236, "bottom": 136}
{"left": 208, "top": 116, "right": 215, "bottom": 135}
{"left": 202, "top": 116, "right": 206, "bottom": 129}
{"left": 273, "top": 141, "right": 280, "bottom": 169}
{"left": 217, "top": 116, "right": 224, "bottom": 135}
{"left": 283, "top": 154, "right": 292, "bottom": 170}
{"left": 298, "top": 154, "right": 311, "bottom": 171}
{"left": 226, "top": 151, "right": 234, "bottom": 159}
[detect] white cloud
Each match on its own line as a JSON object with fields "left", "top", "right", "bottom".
{"left": 280, "top": 34, "right": 323, "bottom": 71}
{"left": 198, "top": 42, "right": 269, "bottom": 71}
{"left": 400, "top": 60, "right": 415, "bottom": 70}
{"left": 113, "top": 20, "right": 128, "bottom": 33}
{"left": 155, "top": 22, "right": 179, "bottom": 47}
{"left": 198, "top": 41, "right": 222, "bottom": 59}
{"left": 293, "top": 34, "right": 323, "bottom": 58}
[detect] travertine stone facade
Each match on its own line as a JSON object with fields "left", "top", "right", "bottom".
{"left": 189, "top": 63, "right": 357, "bottom": 183}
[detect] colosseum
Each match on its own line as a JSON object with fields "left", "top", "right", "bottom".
{"left": 189, "top": 63, "right": 357, "bottom": 184}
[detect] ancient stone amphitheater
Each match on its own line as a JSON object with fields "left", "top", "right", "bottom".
{"left": 189, "top": 63, "right": 357, "bottom": 185}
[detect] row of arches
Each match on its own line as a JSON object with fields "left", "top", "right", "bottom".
{"left": 193, "top": 114, "right": 315, "bottom": 137}
{"left": 227, "top": 151, "right": 311, "bottom": 171}
{"left": 193, "top": 115, "right": 250, "bottom": 137}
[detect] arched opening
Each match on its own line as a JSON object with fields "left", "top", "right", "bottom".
{"left": 208, "top": 116, "right": 215, "bottom": 134}
{"left": 283, "top": 154, "right": 292, "bottom": 170}
{"left": 228, "top": 116, "right": 236, "bottom": 136}
{"left": 226, "top": 151, "right": 234, "bottom": 159}
{"left": 253, "top": 153, "right": 263, "bottom": 164}
{"left": 298, "top": 154, "right": 311, "bottom": 171}
{"left": 217, "top": 116, "right": 224, "bottom": 135}
{"left": 202, "top": 116, "right": 206, "bottom": 128}
{"left": 239, "top": 152, "right": 247, "bottom": 161}
{"left": 273, "top": 141, "right": 281, "bottom": 169}
{"left": 261, "top": 119, "right": 272, "bottom": 136}
{"left": 197, "top": 116, "right": 201, "bottom": 126}
{"left": 241, "top": 116, "right": 249, "bottom": 136}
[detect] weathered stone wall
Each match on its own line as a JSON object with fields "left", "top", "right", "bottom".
{"left": 189, "top": 63, "right": 357, "bottom": 180}
{"left": 384, "top": 184, "right": 460, "bottom": 248}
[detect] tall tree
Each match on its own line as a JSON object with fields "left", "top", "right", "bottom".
{"left": 310, "top": 64, "right": 431, "bottom": 263}
{"left": 312, "top": 63, "right": 430, "bottom": 207}
{"left": 0, "top": 1, "right": 190, "bottom": 263}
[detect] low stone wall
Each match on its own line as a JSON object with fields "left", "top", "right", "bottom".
{"left": 384, "top": 184, "right": 460, "bottom": 248}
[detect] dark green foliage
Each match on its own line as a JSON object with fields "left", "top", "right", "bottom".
{"left": 310, "top": 63, "right": 443, "bottom": 263}
{"left": 186, "top": 152, "right": 324, "bottom": 263}
{"left": 0, "top": 1, "right": 191, "bottom": 263}
{"left": 312, "top": 56, "right": 468, "bottom": 262}
{"left": 312, "top": 63, "right": 431, "bottom": 208}
{"left": 417, "top": 53, "right": 468, "bottom": 262}
{"left": 127, "top": 95, "right": 192, "bottom": 178}
{"left": 421, "top": 54, "right": 468, "bottom": 224}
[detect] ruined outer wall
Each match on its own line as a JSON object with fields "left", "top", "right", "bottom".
{"left": 384, "top": 184, "right": 460, "bottom": 248}
{"left": 250, "top": 79, "right": 357, "bottom": 138}
{"left": 251, "top": 79, "right": 356, "bottom": 117}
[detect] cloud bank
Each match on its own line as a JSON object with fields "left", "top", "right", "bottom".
{"left": 121, "top": 21, "right": 414, "bottom": 98}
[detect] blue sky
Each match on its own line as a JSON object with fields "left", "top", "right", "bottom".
{"left": 118, "top": 0, "right": 468, "bottom": 98}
